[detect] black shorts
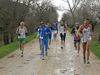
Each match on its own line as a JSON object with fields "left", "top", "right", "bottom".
{"left": 60, "top": 33, "right": 66, "bottom": 42}
{"left": 74, "top": 39, "right": 81, "bottom": 45}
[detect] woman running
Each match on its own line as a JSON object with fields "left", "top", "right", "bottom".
{"left": 71, "top": 23, "right": 81, "bottom": 55}
{"left": 78, "top": 19, "right": 93, "bottom": 64}
{"left": 60, "top": 21, "right": 67, "bottom": 49}
{"left": 16, "top": 21, "right": 28, "bottom": 57}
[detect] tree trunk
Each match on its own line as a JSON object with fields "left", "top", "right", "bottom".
{"left": 3, "top": 32, "right": 9, "bottom": 45}
{"left": 99, "top": 34, "right": 100, "bottom": 42}
{"left": 10, "top": 33, "right": 14, "bottom": 43}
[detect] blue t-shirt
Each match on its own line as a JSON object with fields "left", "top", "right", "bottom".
{"left": 52, "top": 23, "right": 58, "bottom": 31}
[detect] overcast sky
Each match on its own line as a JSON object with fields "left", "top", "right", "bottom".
{"left": 52, "top": 0, "right": 73, "bottom": 21}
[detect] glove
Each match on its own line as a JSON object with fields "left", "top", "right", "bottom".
{"left": 40, "top": 36, "right": 43, "bottom": 39}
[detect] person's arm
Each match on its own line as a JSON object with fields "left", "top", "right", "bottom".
{"left": 16, "top": 27, "right": 19, "bottom": 35}
{"left": 71, "top": 28, "right": 75, "bottom": 34}
{"left": 25, "top": 27, "right": 28, "bottom": 36}
{"left": 90, "top": 24, "right": 94, "bottom": 37}
{"left": 64, "top": 25, "right": 67, "bottom": 32}
{"left": 78, "top": 25, "right": 83, "bottom": 36}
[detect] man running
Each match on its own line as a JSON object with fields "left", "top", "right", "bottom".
{"left": 78, "top": 19, "right": 93, "bottom": 64}
{"left": 71, "top": 23, "right": 81, "bottom": 55}
{"left": 60, "top": 21, "right": 67, "bottom": 49}
{"left": 16, "top": 21, "right": 28, "bottom": 57}
{"left": 38, "top": 21, "right": 49, "bottom": 60}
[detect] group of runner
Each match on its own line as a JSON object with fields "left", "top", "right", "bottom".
{"left": 71, "top": 18, "right": 93, "bottom": 64}
{"left": 16, "top": 18, "right": 93, "bottom": 64}
{"left": 37, "top": 21, "right": 67, "bottom": 60}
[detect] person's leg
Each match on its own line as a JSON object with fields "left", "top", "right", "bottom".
{"left": 78, "top": 40, "right": 81, "bottom": 54}
{"left": 86, "top": 41, "right": 91, "bottom": 64}
{"left": 49, "top": 34, "right": 52, "bottom": 45}
{"left": 19, "top": 42, "right": 22, "bottom": 50}
{"left": 45, "top": 39, "right": 48, "bottom": 56}
{"left": 64, "top": 33, "right": 66, "bottom": 47}
{"left": 82, "top": 42, "right": 87, "bottom": 63}
{"left": 18, "top": 38, "right": 22, "bottom": 50}
{"left": 21, "top": 38, "right": 25, "bottom": 57}
{"left": 60, "top": 33, "right": 63, "bottom": 49}
{"left": 21, "top": 42, "right": 24, "bottom": 57}
{"left": 61, "top": 38, "right": 64, "bottom": 49}
{"left": 74, "top": 40, "right": 77, "bottom": 50}
{"left": 39, "top": 39, "right": 41, "bottom": 49}
{"left": 41, "top": 40, "right": 45, "bottom": 59}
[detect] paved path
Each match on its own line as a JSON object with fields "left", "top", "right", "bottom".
{"left": 0, "top": 32, "right": 100, "bottom": 75}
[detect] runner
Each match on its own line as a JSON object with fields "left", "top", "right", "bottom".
{"left": 60, "top": 21, "right": 67, "bottom": 49}
{"left": 39, "top": 21, "right": 49, "bottom": 60}
{"left": 52, "top": 22, "right": 58, "bottom": 40}
{"left": 44, "top": 22, "right": 50, "bottom": 55}
{"left": 78, "top": 19, "right": 93, "bottom": 64}
{"left": 37, "top": 21, "right": 44, "bottom": 52}
{"left": 71, "top": 23, "right": 81, "bottom": 55}
{"left": 16, "top": 21, "right": 28, "bottom": 57}
{"left": 47, "top": 22, "right": 52, "bottom": 48}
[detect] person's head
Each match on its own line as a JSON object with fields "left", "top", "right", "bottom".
{"left": 46, "top": 20, "right": 50, "bottom": 25}
{"left": 60, "top": 20, "right": 64, "bottom": 25}
{"left": 75, "top": 22, "right": 80, "bottom": 27}
{"left": 40, "top": 21, "right": 44, "bottom": 26}
{"left": 84, "top": 18, "right": 90, "bottom": 26}
{"left": 20, "top": 21, "right": 25, "bottom": 27}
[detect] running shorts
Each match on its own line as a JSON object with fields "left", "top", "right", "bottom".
{"left": 74, "top": 39, "right": 81, "bottom": 45}
{"left": 18, "top": 38, "right": 25, "bottom": 43}
{"left": 60, "top": 33, "right": 66, "bottom": 42}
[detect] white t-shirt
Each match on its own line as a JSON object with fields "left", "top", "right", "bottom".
{"left": 81, "top": 27, "right": 92, "bottom": 42}
{"left": 17, "top": 26, "right": 27, "bottom": 38}
{"left": 60, "top": 25, "right": 66, "bottom": 34}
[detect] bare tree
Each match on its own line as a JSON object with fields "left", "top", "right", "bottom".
{"left": 62, "top": 0, "right": 81, "bottom": 24}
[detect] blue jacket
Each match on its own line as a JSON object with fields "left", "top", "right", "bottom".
{"left": 52, "top": 23, "right": 58, "bottom": 31}
{"left": 38, "top": 24, "right": 50, "bottom": 40}
{"left": 44, "top": 24, "right": 50, "bottom": 39}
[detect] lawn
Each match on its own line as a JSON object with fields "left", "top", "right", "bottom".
{"left": 91, "top": 40, "right": 100, "bottom": 59}
{"left": 0, "top": 33, "right": 37, "bottom": 58}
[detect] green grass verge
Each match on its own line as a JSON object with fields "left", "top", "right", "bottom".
{"left": 0, "top": 33, "right": 37, "bottom": 58}
{"left": 91, "top": 40, "right": 100, "bottom": 59}
{"left": 67, "top": 27, "right": 72, "bottom": 32}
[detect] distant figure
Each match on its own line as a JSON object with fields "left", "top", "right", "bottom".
{"left": 52, "top": 22, "right": 58, "bottom": 40}
{"left": 59, "top": 21, "right": 67, "bottom": 49}
{"left": 37, "top": 21, "right": 44, "bottom": 52}
{"left": 16, "top": 21, "right": 28, "bottom": 57}
{"left": 71, "top": 23, "right": 81, "bottom": 55}
{"left": 47, "top": 22, "right": 52, "bottom": 48}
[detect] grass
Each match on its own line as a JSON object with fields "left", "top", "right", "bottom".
{"left": 67, "top": 27, "right": 72, "bottom": 33}
{"left": 91, "top": 39, "right": 100, "bottom": 59}
{"left": 0, "top": 33, "right": 37, "bottom": 58}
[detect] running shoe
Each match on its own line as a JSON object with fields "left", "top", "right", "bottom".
{"left": 21, "top": 52, "right": 23, "bottom": 57}
{"left": 87, "top": 60, "right": 90, "bottom": 64}
{"left": 83, "top": 57, "right": 86, "bottom": 64}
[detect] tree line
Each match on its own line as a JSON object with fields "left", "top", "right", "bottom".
{"left": 0, "top": 0, "right": 58, "bottom": 46}
{"left": 61, "top": 0, "right": 100, "bottom": 41}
